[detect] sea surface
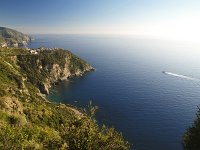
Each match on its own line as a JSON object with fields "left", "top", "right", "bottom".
{"left": 29, "top": 35, "right": 200, "bottom": 150}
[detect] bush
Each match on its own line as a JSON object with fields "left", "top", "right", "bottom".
{"left": 183, "top": 107, "right": 200, "bottom": 150}
{"left": 8, "top": 115, "right": 20, "bottom": 125}
{"left": 0, "top": 48, "right": 130, "bottom": 150}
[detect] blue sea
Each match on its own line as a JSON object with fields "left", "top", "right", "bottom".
{"left": 29, "top": 35, "right": 200, "bottom": 150}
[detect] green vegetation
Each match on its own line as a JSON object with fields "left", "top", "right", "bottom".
{"left": 16, "top": 48, "right": 93, "bottom": 94}
{"left": 0, "top": 37, "right": 5, "bottom": 43}
{"left": 0, "top": 27, "right": 30, "bottom": 47}
{"left": 0, "top": 47, "right": 129, "bottom": 150}
{"left": 183, "top": 107, "right": 200, "bottom": 150}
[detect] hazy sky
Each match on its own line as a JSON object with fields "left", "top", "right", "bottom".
{"left": 1, "top": 0, "right": 200, "bottom": 41}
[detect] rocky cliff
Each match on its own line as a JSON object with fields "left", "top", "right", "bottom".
{"left": 0, "top": 27, "right": 31, "bottom": 47}
{"left": 17, "top": 48, "right": 94, "bottom": 94}
{"left": 0, "top": 47, "right": 129, "bottom": 149}
{"left": 0, "top": 48, "right": 129, "bottom": 150}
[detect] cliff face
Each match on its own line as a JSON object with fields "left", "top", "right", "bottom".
{"left": 0, "top": 47, "right": 129, "bottom": 150}
{"left": 42, "top": 61, "right": 93, "bottom": 94}
{"left": 17, "top": 48, "right": 94, "bottom": 94}
{"left": 0, "top": 27, "right": 31, "bottom": 47}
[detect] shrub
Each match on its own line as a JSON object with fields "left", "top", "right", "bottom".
{"left": 183, "top": 107, "right": 200, "bottom": 150}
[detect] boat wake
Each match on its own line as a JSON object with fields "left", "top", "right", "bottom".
{"left": 162, "top": 71, "right": 200, "bottom": 81}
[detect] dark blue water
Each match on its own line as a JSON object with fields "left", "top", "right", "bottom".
{"left": 29, "top": 35, "right": 200, "bottom": 150}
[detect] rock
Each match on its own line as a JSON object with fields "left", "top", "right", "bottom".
{"left": 39, "top": 83, "right": 50, "bottom": 95}
{"left": 0, "top": 27, "right": 31, "bottom": 47}
{"left": 17, "top": 48, "right": 94, "bottom": 95}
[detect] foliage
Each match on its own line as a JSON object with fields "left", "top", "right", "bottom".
{"left": 0, "top": 47, "right": 129, "bottom": 150}
{"left": 0, "top": 37, "right": 5, "bottom": 43}
{"left": 0, "top": 27, "right": 30, "bottom": 47}
{"left": 17, "top": 49, "right": 90, "bottom": 89}
{"left": 183, "top": 107, "right": 200, "bottom": 150}
{"left": 68, "top": 53, "right": 89, "bottom": 73}
{"left": 84, "top": 101, "right": 98, "bottom": 118}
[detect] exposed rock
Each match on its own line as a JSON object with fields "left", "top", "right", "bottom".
{"left": 0, "top": 27, "right": 31, "bottom": 47}
{"left": 39, "top": 83, "right": 50, "bottom": 95}
{"left": 0, "top": 42, "right": 7, "bottom": 47}
{"left": 17, "top": 48, "right": 94, "bottom": 95}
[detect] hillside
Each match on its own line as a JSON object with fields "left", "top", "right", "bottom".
{"left": 0, "top": 47, "right": 129, "bottom": 149}
{"left": 0, "top": 27, "right": 31, "bottom": 47}
{"left": 183, "top": 108, "right": 200, "bottom": 150}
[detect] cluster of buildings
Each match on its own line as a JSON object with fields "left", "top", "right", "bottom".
{"left": 27, "top": 47, "right": 60, "bottom": 54}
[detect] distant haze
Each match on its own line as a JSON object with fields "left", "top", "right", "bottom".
{"left": 1, "top": 0, "right": 200, "bottom": 42}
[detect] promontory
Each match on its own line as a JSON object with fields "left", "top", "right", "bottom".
{"left": 0, "top": 28, "right": 129, "bottom": 149}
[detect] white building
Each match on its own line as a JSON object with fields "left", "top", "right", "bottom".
{"left": 30, "top": 50, "right": 38, "bottom": 54}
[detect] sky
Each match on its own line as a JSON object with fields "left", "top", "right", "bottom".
{"left": 1, "top": 0, "right": 200, "bottom": 42}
